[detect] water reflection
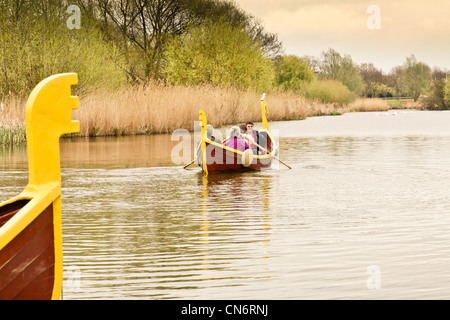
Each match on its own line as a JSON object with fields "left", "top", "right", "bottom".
{"left": 61, "top": 135, "right": 184, "bottom": 169}
{"left": 0, "top": 134, "right": 186, "bottom": 170}
{"left": 2, "top": 111, "right": 450, "bottom": 299}
{"left": 57, "top": 166, "right": 279, "bottom": 299}
{"left": 0, "top": 145, "right": 28, "bottom": 170}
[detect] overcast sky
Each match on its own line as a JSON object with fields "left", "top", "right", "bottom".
{"left": 234, "top": 0, "right": 450, "bottom": 73}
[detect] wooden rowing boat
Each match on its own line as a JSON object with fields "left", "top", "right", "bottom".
{"left": 198, "top": 94, "right": 277, "bottom": 175}
{"left": 0, "top": 73, "right": 80, "bottom": 300}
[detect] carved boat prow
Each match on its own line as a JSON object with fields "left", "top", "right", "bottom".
{"left": 0, "top": 73, "right": 79, "bottom": 300}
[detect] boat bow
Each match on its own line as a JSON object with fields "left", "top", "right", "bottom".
{"left": 0, "top": 73, "right": 79, "bottom": 300}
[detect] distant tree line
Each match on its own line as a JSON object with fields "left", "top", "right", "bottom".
{"left": 359, "top": 53, "right": 450, "bottom": 109}
{"left": 0, "top": 0, "right": 448, "bottom": 110}
{"left": 274, "top": 49, "right": 450, "bottom": 109}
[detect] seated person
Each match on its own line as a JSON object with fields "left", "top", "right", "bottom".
{"left": 245, "top": 121, "right": 264, "bottom": 154}
{"left": 206, "top": 124, "right": 221, "bottom": 143}
{"left": 224, "top": 126, "right": 250, "bottom": 152}
{"left": 239, "top": 123, "right": 255, "bottom": 144}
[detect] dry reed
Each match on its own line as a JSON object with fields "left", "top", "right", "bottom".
{"left": 347, "top": 98, "right": 390, "bottom": 112}
{"left": 1, "top": 84, "right": 392, "bottom": 143}
{"left": 0, "top": 98, "right": 26, "bottom": 145}
{"left": 75, "top": 83, "right": 351, "bottom": 137}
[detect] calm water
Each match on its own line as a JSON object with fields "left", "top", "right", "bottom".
{"left": 2, "top": 110, "right": 450, "bottom": 299}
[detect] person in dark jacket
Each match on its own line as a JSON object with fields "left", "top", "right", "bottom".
{"left": 245, "top": 121, "right": 267, "bottom": 154}
{"left": 207, "top": 124, "right": 220, "bottom": 143}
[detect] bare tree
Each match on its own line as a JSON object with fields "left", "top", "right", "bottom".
{"left": 79, "top": 0, "right": 282, "bottom": 80}
{"left": 360, "top": 63, "right": 384, "bottom": 98}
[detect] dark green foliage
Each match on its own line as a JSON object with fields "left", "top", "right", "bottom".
{"left": 421, "top": 79, "right": 448, "bottom": 110}
{"left": 164, "top": 18, "right": 274, "bottom": 91}
{"left": 319, "top": 48, "right": 364, "bottom": 96}
{"left": 273, "top": 55, "right": 314, "bottom": 91}
{"left": 0, "top": 0, "right": 126, "bottom": 98}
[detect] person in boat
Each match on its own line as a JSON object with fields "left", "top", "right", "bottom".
{"left": 196, "top": 124, "right": 220, "bottom": 160}
{"left": 224, "top": 126, "right": 250, "bottom": 152}
{"left": 239, "top": 123, "right": 256, "bottom": 149}
{"left": 207, "top": 124, "right": 221, "bottom": 143}
{"left": 245, "top": 121, "right": 265, "bottom": 154}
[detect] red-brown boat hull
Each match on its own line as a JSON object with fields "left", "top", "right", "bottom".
{"left": 0, "top": 203, "right": 55, "bottom": 300}
{"left": 0, "top": 200, "right": 29, "bottom": 228}
{"left": 198, "top": 141, "right": 274, "bottom": 174}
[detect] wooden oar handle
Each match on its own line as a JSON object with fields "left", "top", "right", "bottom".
{"left": 183, "top": 159, "right": 195, "bottom": 169}
{"left": 240, "top": 134, "right": 292, "bottom": 169}
{"left": 240, "top": 134, "right": 268, "bottom": 153}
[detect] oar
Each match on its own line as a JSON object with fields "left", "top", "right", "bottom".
{"left": 183, "top": 159, "right": 195, "bottom": 169}
{"left": 183, "top": 137, "right": 226, "bottom": 170}
{"left": 241, "top": 134, "right": 292, "bottom": 169}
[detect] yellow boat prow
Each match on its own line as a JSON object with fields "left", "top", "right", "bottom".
{"left": 0, "top": 73, "right": 79, "bottom": 300}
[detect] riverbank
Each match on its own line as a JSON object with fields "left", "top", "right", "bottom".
{"left": 0, "top": 83, "right": 390, "bottom": 145}
{"left": 0, "top": 112, "right": 26, "bottom": 146}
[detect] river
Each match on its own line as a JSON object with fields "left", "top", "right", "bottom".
{"left": 1, "top": 110, "right": 450, "bottom": 299}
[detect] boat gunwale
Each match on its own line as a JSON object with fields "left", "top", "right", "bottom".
{"left": 204, "top": 129, "right": 277, "bottom": 160}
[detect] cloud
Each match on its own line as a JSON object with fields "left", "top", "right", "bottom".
{"left": 234, "top": 0, "right": 450, "bottom": 71}
{"left": 265, "top": 3, "right": 366, "bottom": 33}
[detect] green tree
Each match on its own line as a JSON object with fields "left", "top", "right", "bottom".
{"left": 0, "top": 0, "right": 126, "bottom": 97}
{"left": 319, "top": 48, "right": 364, "bottom": 96}
{"left": 397, "top": 55, "right": 431, "bottom": 101}
{"left": 422, "top": 79, "right": 447, "bottom": 110}
{"left": 445, "top": 81, "right": 450, "bottom": 106}
{"left": 386, "top": 66, "right": 406, "bottom": 98}
{"left": 274, "top": 55, "right": 314, "bottom": 91}
{"left": 359, "top": 63, "right": 385, "bottom": 97}
{"left": 431, "top": 67, "right": 448, "bottom": 81}
{"left": 301, "top": 79, "right": 353, "bottom": 105}
{"left": 91, "top": 0, "right": 281, "bottom": 80}
{"left": 164, "top": 18, "right": 274, "bottom": 91}
{"left": 372, "top": 83, "right": 393, "bottom": 98}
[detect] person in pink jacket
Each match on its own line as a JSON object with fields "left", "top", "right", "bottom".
{"left": 224, "top": 126, "right": 250, "bottom": 152}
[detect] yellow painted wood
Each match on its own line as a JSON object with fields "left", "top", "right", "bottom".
{"left": 199, "top": 110, "right": 208, "bottom": 175}
{"left": 197, "top": 95, "right": 278, "bottom": 173}
{"left": 0, "top": 73, "right": 80, "bottom": 300}
{"left": 241, "top": 149, "right": 254, "bottom": 167}
{"left": 260, "top": 93, "right": 269, "bottom": 131}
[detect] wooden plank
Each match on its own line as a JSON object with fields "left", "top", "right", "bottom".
{"left": 0, "top": 200, "right": 29, "bottom": 228}
{"left": 0, "top": 205, "right": 54, "bottom": 300}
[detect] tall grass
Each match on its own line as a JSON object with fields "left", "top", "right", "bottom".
{"left": 0, "top": 125, "right": 26, "bottom": 145}
{"left": 0, "top": 98, "right": 26, "bottom": 145}
{"left": 74, "top": 83, "right": 349, "bottom": 137}
{"left": 1, "top": 84, "right": 393, "bottom": 144}
{"left": 347, "top": 98, "right": 390, "bottom": 112}
{"left": 0, "top": 118, "right": 26, "bottom": 146}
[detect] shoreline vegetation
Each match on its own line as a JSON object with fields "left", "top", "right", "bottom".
{"left": 2, "top": 83, "right": 398, "bottom": 146}
{"left": 0, "top": 0, "right": 446, "bottom": 146}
